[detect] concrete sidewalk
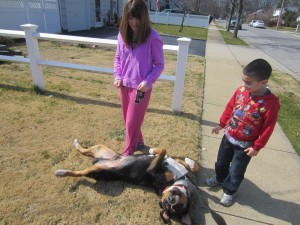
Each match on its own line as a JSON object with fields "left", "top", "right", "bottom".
{"left": 199, "top": 23, "right": 300, "bottom": 224}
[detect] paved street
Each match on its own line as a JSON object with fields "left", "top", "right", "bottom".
{"left": 216, "top": 19, "right": 300, "bottom": 80}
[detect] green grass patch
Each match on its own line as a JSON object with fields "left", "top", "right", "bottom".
{"left": 267, "top": 26, "right": 298, "bottom": 32}
{"left": 152, "top": 23, "right": 208, "bottom": 40}
{"left": 269, "top": 72, "right": 300, "bottom": 155}
{"left": 218, "top": 30, "right": 248, "bottom": 45}
{"left": 278, "top": 93, "right": 300, "bottom": 155}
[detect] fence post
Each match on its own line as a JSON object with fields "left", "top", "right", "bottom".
{"left": 21, "top": 24, "right": 45, "bottom": 91}
{"left": 172, "top": 37, "right": 191, "bottom": 113}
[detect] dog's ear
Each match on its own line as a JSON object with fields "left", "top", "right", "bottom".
{"left": 181, "top": 213, "right": 192, "bottom": 225}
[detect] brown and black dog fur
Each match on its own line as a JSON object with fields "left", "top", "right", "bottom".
{"left": 55, "top": 139, "right": 201, "bottom": 225}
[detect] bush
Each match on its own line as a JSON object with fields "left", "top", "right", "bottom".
{"left": 268, "top": 20, "right": 277, "bottom": 27}
{"left": 290, "top": 21, "right": 298, "bottom": 28}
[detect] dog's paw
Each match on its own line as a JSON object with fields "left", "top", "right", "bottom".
{"left": 55, "top": 169, "right": 69, "bottom": 177}
{"left": 185, "top": 158, "right": 195, "bottom": 170}
{"left": 73, "top": 139, "right": 79, "bottom": 149}
{"left": 185, "top": 158, "right": 200, "bottom": 173}
{"left": 149, "top": 148, "right": 156, "bottom": 155}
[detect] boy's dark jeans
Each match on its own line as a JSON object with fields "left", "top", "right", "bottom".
{"left": 215, "top": 135, "right": 251, "bottom": 195}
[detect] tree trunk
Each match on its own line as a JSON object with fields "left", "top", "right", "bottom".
{"left": 179, "top": 11, "right": 186, "bottom": 32}
{"left": 233, "top": 0, "right": 243, "bottom": 38}
{"left": 226, "top": 0, "right": 236, "bottom": 32}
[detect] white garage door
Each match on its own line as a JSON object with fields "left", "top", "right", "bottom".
{"left": 66, "top": 0, "right": 89, "bottom": 32}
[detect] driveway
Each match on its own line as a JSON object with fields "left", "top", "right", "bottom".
{"left": 64, "top": 27, "right": 206, "bottom": 57}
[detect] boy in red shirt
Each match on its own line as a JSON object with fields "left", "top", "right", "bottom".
{"left": 206, "top": 59, "right": 280, "bottom": 206}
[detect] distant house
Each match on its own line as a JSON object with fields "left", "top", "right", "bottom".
{"left": 0, "top": 0, "right": 125, "bottom": 33}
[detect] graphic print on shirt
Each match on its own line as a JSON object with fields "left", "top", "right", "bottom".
{"left": 228, "top": 87, "right": 266, "bottom": 136}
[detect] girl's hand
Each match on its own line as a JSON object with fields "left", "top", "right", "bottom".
{"left": 114, "top": 80, "right": 121, "bottom": 88}
{"left": 212, "top": 125, "right": 223, "bottom": 134}
{"left": 137, "top": 81, "right": 149, "bottom": 92}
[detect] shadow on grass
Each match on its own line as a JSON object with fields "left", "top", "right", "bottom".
{"left": 0, "top": 83, "right": 200, "bottom": 121}
{"left": 68, "top": 178, "right": 154, "bottom": 197}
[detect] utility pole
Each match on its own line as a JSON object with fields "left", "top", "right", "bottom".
{"left": 276, "top": 0, "right": 285, "bottom": 30}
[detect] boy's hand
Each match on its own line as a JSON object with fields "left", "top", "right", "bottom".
{"left": 244, "top": 147, "right": 258, "bottom": 157}
{"left": 212, "top": 125, "right": 223, "bottom": 134}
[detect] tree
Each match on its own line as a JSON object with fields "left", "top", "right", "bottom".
{"left": 276, "top": 0, "right": 299, "bottom": 7}
{"left": 226, "top": 0, "right": 237, "bottom": 32}
{"left": 283, "top": 9, "right": 298, "bottom": 27}
{"left": 175, "top": 1, "right": 187, "bottom": 32}
{"left": 233, "top": 0, "right": 244, "bottom": 38}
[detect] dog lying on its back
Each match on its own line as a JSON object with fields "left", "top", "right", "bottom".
{"left": 55, "top": 139, "right": 201, "bottom": 225}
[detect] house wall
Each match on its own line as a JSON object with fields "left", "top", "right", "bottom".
{"left": 59, "top": 0, "right": 67, "bottom": 30}
{"left": 89, "top": 0, "right": 96, "bottom": 27}
{"left": 60, "top": 0, "right": 97, "bottom": 32}
{"left": 102, "top": 0, "right": 110, "bottom": 23}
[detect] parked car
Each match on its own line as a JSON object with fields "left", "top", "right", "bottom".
{"left": 248, "top": 20, "right": 257, "bottom": 26}
{"left": 226, "top": 16, "right": 243, "bottom": 30}
{"left": 252, "top": 20, "right": 265, "bottom": 28}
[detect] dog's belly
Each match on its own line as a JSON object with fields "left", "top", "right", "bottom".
{"left": 87, "top": 155, "right": 155, "bottom": 185}
{"left": 93, "top": 157, "right": 126, "bottom": 168}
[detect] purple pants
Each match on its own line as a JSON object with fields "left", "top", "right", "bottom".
{"left": 120, "top": 86, "right": 152, "bottom": 156}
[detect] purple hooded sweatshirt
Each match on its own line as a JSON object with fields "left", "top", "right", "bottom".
{"left": 113, "top": 28, "right": 164, "bottom": 89}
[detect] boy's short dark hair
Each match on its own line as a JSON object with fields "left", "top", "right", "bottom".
{"left": 243, "top": 59, "right": 272, "bottom": 81}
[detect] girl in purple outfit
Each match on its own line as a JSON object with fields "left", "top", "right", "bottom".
{"left": 113, "top": 0, "right": 164, "bottom": 156}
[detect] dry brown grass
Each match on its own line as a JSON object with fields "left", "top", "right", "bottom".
{"left": 0, "top": 41, "right": 205, "bottom": 225}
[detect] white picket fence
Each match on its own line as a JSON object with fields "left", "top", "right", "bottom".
{"left": 0, "top": 24, "right": 191, "bottom": 112}
{"left": 149, "top": 11, "right": 209, "bottom": 28}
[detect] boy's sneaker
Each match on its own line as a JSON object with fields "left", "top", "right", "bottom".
{"left": 220, "top": 193, "right": 233, "bottom": 207}
{"left": 205, "top": 176, "right": 221, "bottom": 187}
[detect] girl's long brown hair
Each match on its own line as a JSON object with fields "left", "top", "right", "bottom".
{"left": 119, "top": 0, "right": 151, "bottom": 46}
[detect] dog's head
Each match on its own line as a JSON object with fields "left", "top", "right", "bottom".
{"left": 159, "top": 183, "right": 192, "bottom": 225}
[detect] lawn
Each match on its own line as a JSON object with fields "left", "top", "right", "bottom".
{"left": 0, "top": 34, "right": 205, "bottom": 224}
{"left": 152, "top": 23, "right": 208, "bottom": 40}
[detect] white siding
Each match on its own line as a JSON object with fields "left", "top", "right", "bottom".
{"left": 0, "top": 0, "right": 61, "bottom": 33}
{"left": 66, "top": 0, "right": 89, "bottom": 31}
